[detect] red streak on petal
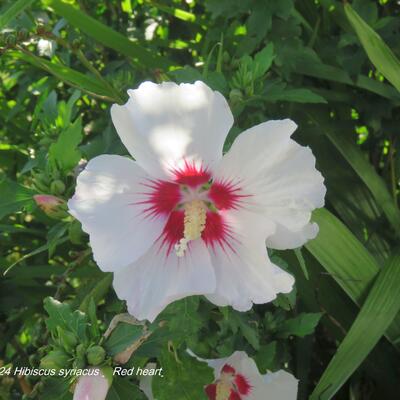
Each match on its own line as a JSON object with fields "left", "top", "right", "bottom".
{"left": 205, "top": 384, "right": 217, "bottom": 400}
{"left": 138, "top": 180, "right": 181, "bottom": 218}
{"left": 221, "top": 364, "right": 236, "bottom": 374}
{"left": 173, "top": 160, "right": 211, "bottom": 187}
{"left": 159, "top": 210, "right": 184, "bottom": 255}
{"left": 229, "top": 391, "right": 242, "bottom": 400}
{"left": 208, "top": 180, "right": 247, "bottom": 210}
{"left": 234, "top": 374, "right": 251, "bottom": 395}
{"left": 202, "top": 211, "right": 237, "bottom": 253}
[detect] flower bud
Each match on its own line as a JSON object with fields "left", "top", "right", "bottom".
{"left": 40, "top": 349, "right": 70, "bottom": 370}
{"left": 57, "top": 327, "right": 78, "bottom": 353}
{"left": 50, "top": 180, "right": 66, "bottom": 195}
{"left": 33, "top": 194, "right": 68, "bottom": 219}
{"left": 86, "top": 345, "right": 106, "bottom": 366}
{"left": 73, "top": 367, "right": 112, "bottom": 400}
{"left": 68, "top": 220, "right": 84, "bottom": 245}
{"left": 229, "top": 88, "right": 243, "bottom": 104}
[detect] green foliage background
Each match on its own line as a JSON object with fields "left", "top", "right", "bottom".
{"left": 1, "top": 0, "right": 400, "bottom": 399}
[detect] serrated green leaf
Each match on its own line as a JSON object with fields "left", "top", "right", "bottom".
{"left": 152, "top": 349, "right": 213, "bottom": 400}
{"left": 253, "top": 43, "right": 274, "bottom": 79}
{"left": 160, "top": 297, "right": 204, "bottom": 344}
{"left": 311, "top": 253, "right": 400, "bottom": 399}
{"left": 276, "top": 312, "right": 322, "bottom": 338}
{"left": 49, "top": 117, "right": 82, "bottom": 172}
{"left": 219, "top": 308, "right": 260, "bottom": 350}
{"left": 44, "top": 297, "right": 87, "bottom": 340}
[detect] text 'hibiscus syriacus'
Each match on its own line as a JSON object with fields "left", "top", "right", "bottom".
{"left": 68, "top": 81, "right": 326, "bottom": 322}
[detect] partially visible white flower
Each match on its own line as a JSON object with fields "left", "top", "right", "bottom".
{"left": 203, "top": 351, "right": 298, "bottom": 400}
{"left": 140, "top": 352, "right": 298, "bottom": 400}
{"left": 73, "top": 367, "right": 111, "bottom": 400}
{"left": 139, "top": 363, "right": 157, "bottom": 400}
{"left": 37, "top": 38, "right": 56, "bottom": 58}
{"left": 69, "top": 81, "right": 326, "bottom": 322}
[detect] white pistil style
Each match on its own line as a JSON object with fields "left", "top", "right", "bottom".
{"left": 175, "top": 199, "right": 207, "bottom": 257}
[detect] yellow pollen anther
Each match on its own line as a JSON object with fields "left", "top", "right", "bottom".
{"left": 175, "top": 200, "right": 207, "bottom": 257}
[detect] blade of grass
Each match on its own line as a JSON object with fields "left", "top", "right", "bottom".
{"left": 0, "top": 0, "right": 34, "bottom": 29}
{"left": 306, "top": 208, "right": 400, "bottom": 348}
{"left": 293, "top": 58, "right": 400, "bottom": 102}
{"left": 42, "top": 0, "right": 173, "bottom": 69}
{"left": 345, "top": 3, "right": 400, "bottom": 93}
{"left": 10, "top": 49, "right": 120, "bottom": 102}
{"left": 308, "top": 111, "right": 400, "bottom": 238}
{"left": 310, "top": 252, "right": 400, "bottom": 399}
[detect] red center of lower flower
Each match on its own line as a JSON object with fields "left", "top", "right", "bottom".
{"left": 138, "top": 163, "right": 246, "bottom": 255}
{"left": 205, "top": 364, "right": 252, "bottom": 400}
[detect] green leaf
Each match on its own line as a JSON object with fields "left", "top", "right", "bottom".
{"left": 10, "top": 51, "right": 118, "bottom": 102}
{"left": 276, "top": 312, "right": 322, "bottom": 338}
{"left": 265, "top": 88, "right": 327, "bottom": 104}
{"left": 49, "top": 117, "right": 83, "bottom": 172}
{"left": 3, "top": 237, "right": 68, "bottom": 275}
{"left": 47, "top": 222, "right": 68, "bottom": 257}
{"left": 0, "top": 177, "right": 35, "bottom": 220}
{"left": 310, "top": 253, "right": 400, "bottom": 399}
{"left": 42, "top": 0, "right": 172, "bottom": 69}
{"left": 345, "top": 4, "right": 400, "bottom": 92}
{"left": 294, "top": 248, "right": 309, "bottom": 280}
{"left": 160, "top": 297, "right": 204, "bottom": 344}
{"left": 310, "top": 114, "right": 400, "bottom": 238}
{"left": 254, "top": 341, "right": 278, "bottom": 373}
{"left": 106, "top": 376, "right": 146, "bottom": 400}
{"left": 152, "top": 349, "right": 213, "bottom": 400}
{"left": 44, "top": 297, "right": 87, "bottom": 340}
{"left": 253, "top": 43, "right": 274, "bottom": 79}
{"left": 219, "top": 308, "right": 260, "bottom": 350}
{"left": 105, "top": 322, "right": 146, "bottom": 356}
{"left": 79, "top": 273, "right": 113, "bottom": 314}
{"left": 306, "top": 208, "right": 400, "bottom": 348}
{"left": 0, "top": 0, "right": 34, "bottom": 29}
{"left": 293, "top": 58, "right": 400, "bottom": 101}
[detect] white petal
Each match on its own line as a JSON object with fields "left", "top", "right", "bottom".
{"left": 214, "top": 119, "right": 326, "bottom": 249}
{"left": 206, "top": 209, "right": 294, "bottom": 311}
{"left": 140, "top": 363, "right": 157, "bottom": 400}
{"left": 194, "top": 351, "right": 298, "bottom": 400}
{"left": 68, "top": 155, "right": 166, "bottom": 272}
{"left": 113, "top": 240, "right": 216, "bottom": 322}
{"left": 262, "top": 370, "right": 299, "bottom": 400}
{"left": 73, "top": 368, "right": 110, "bottom": 400}
{"left": 111, "top": 81, "right": 233, "bottom": 179}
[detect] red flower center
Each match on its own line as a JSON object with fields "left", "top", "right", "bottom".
{"left": 205, "top": 363, "right": 252, "bottom": 400}
{"left": 137, "top": 162, "right": 247, "bottom": 255}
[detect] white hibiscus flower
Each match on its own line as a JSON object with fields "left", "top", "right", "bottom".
{"left": 203, "top": 351, "right": 298, "bottom": 400}
{"left": 68, "top": 81, "right": 326, "bottom": 322}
